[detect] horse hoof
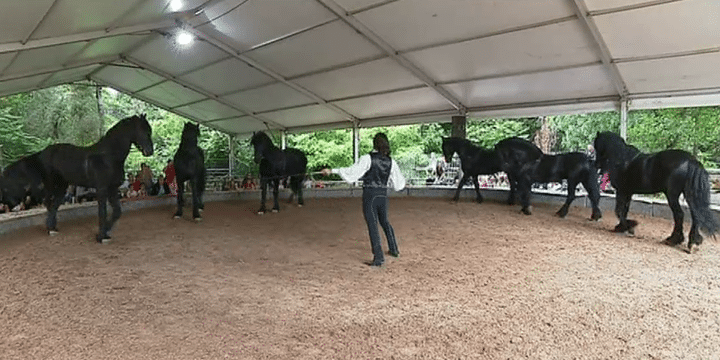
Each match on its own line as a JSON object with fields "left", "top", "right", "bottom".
{"left": 173, "top": 215, "right": 181, "bottom": 219}
{"left": 257, "top": 211, "right": 265, "bottom": 215}
{"left": 521, "top": 208, "right": 532, "bottom": 216}
{"left": 48, "top": 230, "right": 59, "bottom": 236}
{"left": 194, "top": 217, "right": 202, "bottom": 222}
{"left": 272, "top": 209, "right": 279, "bottom": 213}
{"left": 297, "top": 204, "right": 303, "bottom": 208}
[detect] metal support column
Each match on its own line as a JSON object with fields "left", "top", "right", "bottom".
{"left": 228, "top": 134, "right": 235, "bottom": 178}
{"left": 451, "top": 115, "right": 466, "bottom": 138}
{"left": 281, "top": 131, "right": 287, "bottom": 150}
{"left": 352, "top": 121, "right": 360, "bottom": 163}
{"left": 620, "top": 98, "right": 628, "bottom": 140}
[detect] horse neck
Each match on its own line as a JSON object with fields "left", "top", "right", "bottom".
{"left": 180, "top": 136, "right": 198, "bottom": 149}
{"left": 259, "top": 141, "right": 279, "bottom": 158}
{"left": 92, "top": 127, "right": 133, "bottom": 162}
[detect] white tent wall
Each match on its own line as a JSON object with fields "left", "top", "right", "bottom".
{"left": 0, "top": 0, "right": 718, "bottom": 136}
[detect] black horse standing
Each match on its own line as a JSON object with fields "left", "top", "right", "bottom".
{"left": 441, "top": 137, "right": 501, "bottom": 203}
{"left": 250, "top": 131, "right": 307, "bottom": 214}
{"left": 594, "top": 131, "right": 719, "bottom": 252}
{"left": 173, "top": 122, "right": 206, "bottom": 221}
{"left": 494, "top": 137, "right": 543, "bottom": 209}
{"left": 40, "top": 114, "right": 153, "bottom": 242}
{"left": 518, "top": 152, "right": 602, "bottom": 219}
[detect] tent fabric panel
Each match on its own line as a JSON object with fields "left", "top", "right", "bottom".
{"left": 204, "top": 117, "right": 266, "bottom": 135}
{"left": 42, "top": 65, "right": 101, "bottom": 87}
{"left": 332, "top": 0, "right": 388, "bottom": 13}
{"left": 404, "top": 20, "right": 601, "bottom": 83}
{"left": 583, "top": 0, "right": 661, "bottom": 12}
{"left": 121, "top": 0, "right": 208, "bottom": 26}
{"left": 92, "top": 65, "right": 166, "bottom": 93}
{"left": 618, "top": 52, "right": 720, "bottom": 94}
{"left": 222, "top": 83, "right": 315, "bottom": 114}
{"left": 631, "top": 93, "right": 720, "bottom": 110}
{"left": 0, "top": 53, "right": 17, "bottom": 74}
{"left": 30, "top": 0, "right": 141, "bottom": 40}
{"left": 594, "top": 1, "right": 720, "bottom": 59}
{"left": 332, "top": 88, "right": 454, "bottom": 119}
{"left": 470, "top": 100, "right": 619, "bottom": 120}
{"left": 0, "top": 0, "right": 56, "bottom": 43}
{"left": 0, "top": 74, "right": 50, "bottom": 96}
{"left": 180, "top": 58, "right": 275, "bottom": 96}
{"left": 445, "top": 65, "right": 616, "bottom": 107}
{"left": 130, "top": 35, "right": 228, "bottom": 77}
{"left": 175, "top": 99, "right": 246, "bottom": 121}
{"left": 3, "top": 43, "right": 88, "bottom": 75}
{"left": 354, "top": 0, "right": 575, "bottom": 52}
{"left": 293, "top": 57, "right": 424, "bottom": 100}
{"left": 244, "top": 20, "right": 384, "bottom": 78}
{"left": 75, "top": 35, "right": 147, "bottom": 62}
{"left": 197, "top": 0, "right": 334, "bottom": 52}
{"left": 262, "top": 105, "right": 348, "bottom": 128}
{"left": 136, "top": 81, "right": 207, "bottom": 108}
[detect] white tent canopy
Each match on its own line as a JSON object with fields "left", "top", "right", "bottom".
{"left": 1, "top": 0, "right": 719, "bottom": 136}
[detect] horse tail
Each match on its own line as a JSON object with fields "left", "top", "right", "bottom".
{"left": 685, "top": 163, "right": 720, "bottom": 236}
{"left": 289, "top": 173, "right": 304, "bottom": 195}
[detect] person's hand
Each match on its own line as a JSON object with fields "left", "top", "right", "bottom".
{"left": 321, "top": 168, "right": 332, "bottom": 176}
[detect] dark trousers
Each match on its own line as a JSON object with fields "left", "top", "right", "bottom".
{"left": 362, "top": 187, "right": 398, "bottom": 263}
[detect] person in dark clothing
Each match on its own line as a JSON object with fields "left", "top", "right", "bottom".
{"left": 321, "top": 133, "right": 406, "bottom": 267}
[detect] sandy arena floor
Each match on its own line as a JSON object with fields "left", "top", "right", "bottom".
{"left": 1, "top": 197, "right": 719, "bottom": 359}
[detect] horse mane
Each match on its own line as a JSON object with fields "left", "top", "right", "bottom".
{"left": 596, "top": 131, "right": 640, "bottom": 160}
{"left": 251, "top": 131, "right": 278, "bottom": 150}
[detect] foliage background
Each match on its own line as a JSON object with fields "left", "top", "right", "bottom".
{"left": 1, "top": 83, "right": 719, "bottom": 182}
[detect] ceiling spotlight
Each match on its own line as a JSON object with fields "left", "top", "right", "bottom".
{"left": 175, "top": 30, "right": 194, "bottom": 46}
{"left": 169, "top": 0, "right": 183, "bottom": 12}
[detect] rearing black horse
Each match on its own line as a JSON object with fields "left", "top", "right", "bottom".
{"left": 517, "top": 152, "right": 602, "bottom": 219}
{"left": 40, "top": 114, "right": 153, "bottom": 242}
{"left": 173, "top": 122, "right": 206, "bottom": 221}
{"left": 441, "top": 137, "right": 501, "bottom": 203}
{"left": 594, "top": 131, "right": 719, "bottom": 252}
{"left": 250, "top": 131, "right": 307, "bottom": 214}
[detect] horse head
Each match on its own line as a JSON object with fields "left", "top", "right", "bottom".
{"left": 441, "top": 137, "right": 457, "bottom": 163}
{"left": 181, "top": 122, "right": 200, "bottom": 145}
{"left": 593, "top": 131, "right": 629, "bottom": 174}
{"left": 131, "top": 114, "right": 154, "bottom": 157}
{"left": 250, "top": 131, "right": 272, "bottom": 164}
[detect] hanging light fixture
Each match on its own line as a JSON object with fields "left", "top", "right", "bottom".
{"left": 169, "top": 0, "right": 183, "bottom": 12}
{"left": 175, "top": 29, "right": 194, "bottom": 46}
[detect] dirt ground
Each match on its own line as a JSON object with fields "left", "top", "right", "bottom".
{"left": 1, "top": 197, "right": 719, "bottom": 359}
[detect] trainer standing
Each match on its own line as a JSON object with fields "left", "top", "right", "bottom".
{"left": 322, "top": 133, "right": 406, "bottom": 267}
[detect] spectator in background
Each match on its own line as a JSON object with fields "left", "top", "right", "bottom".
{"left": 119, "top": 173, "right": 133, "bottom": 198}
{"left": 140, "top": 163, "right": 154, "bottom": 190}
{"left": 164, "top": 159, "right": 177, "bottom": 196}
{"left": 129, "top": 174, "right": 143, "bottom": 198}
{"left": 241, "top": 173, "right": 257, "bottom": 190}
{"left": 150, "top": 175, "right": 170, "bottom": 196}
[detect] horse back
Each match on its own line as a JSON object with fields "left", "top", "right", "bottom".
{"left": 495, "top": 137, "right": 543, "bottom": 173}
{"left": 624, "top": 149, "right": 698, "bottom": 193}
{"left": 282, "top": 148, "right": 308, "bottom": 175}
{"left": 42, "top": 144, "right": 123, "bottom": 188}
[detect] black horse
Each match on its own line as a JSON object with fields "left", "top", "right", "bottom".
{"left": 495, "top": 137, "right": 544, "bottom": 208}
{"left": 0, "top": 153, "right": 46, "bottom": 211}
{"left": 518, "top": 152, "right": 602, "bottom": 219}
{"left": 173, "top": 122, "right": 206, "bottom": 221}
{"left": 441, "top": 137, "right": 501, "bottom": 203}
{"left": 594, "top": 131, "right": 719, "bottom": 252}
{"left": 250, "top": 131, "right": 307, "bottom": 214}
{"left": 40, "top": 114, "right": 153, "bottom": 242}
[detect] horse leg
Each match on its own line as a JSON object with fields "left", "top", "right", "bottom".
{"left": 556, "top": 178, "right": 578, "bottom": 218}
{"left": 258, "top": 177, "right": 268, "bottom": 214}
{"left": 105, "top": 190, "right": 122, "bottom": 237}
{"left": 583, "top": 173, "right": 602, "bottom": 221}
{"left": 471, "top": 175, "right": 483, "bottom": 204}
{"left": 190, "top": 178, "right": 202, "bottom": 221}
{"left": 506, "top": 173, "right": 517, "bottom": 205}
{"left": 174, "top": 180, "right": 185, "bottom": 219}
{"left": 295, "top": 176, "right": 304, "bottom": 207}
{"left": 452, "top": 174, "right": 469, "bottom": 202}
{"left": 45, "top": 185, "right": 65, "bottom": 235}
{"left": 518, "top": 177, "right": 532, "bottom": 215}
{"left": 271, "top": 179, "right": 280, "bottom": 212}
{"left": 663, "top": 191, "right": 685, "bottom": 246}
{"left": 612, "top": 192, "right": 637, "bottom": 234}
{"left": 687, "top": 204, "right": 703, "bottom": 253}
{"left": 95, "top": 190, "right": 109, "bottom": 243}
